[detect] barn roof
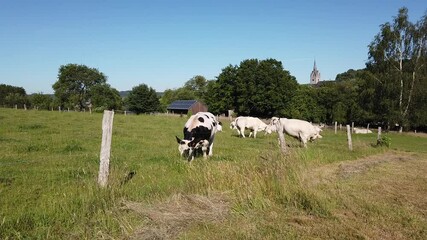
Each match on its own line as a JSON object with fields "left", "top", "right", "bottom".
{"left": 167, "top": 100, "right": 197, "bottom": 110}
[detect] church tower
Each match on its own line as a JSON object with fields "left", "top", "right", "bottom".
{"left": 310, "top": 60, "right": 321, "bottom": 85}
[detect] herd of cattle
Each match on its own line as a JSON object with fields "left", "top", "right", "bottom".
{"left": 175, "top": 111, "right": 369, "bottom": 162}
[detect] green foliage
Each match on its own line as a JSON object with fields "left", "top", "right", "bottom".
{"left": 206, "top": 59, "right": 298, "bottom": 116}
{"left": 0, "top": 84, "right": 27, "bottom": 107}
{"left": 52, "top": 64, "right": 107, "bottom": 110}
{"left": 367, "top": 7, "right": 427, "bottom": 129}
{"left": 125, "top": 84, "right": 160, "bottom": 114}
{"left": 90, "top": 84, "right": 122, "bottom": 110}
{"left": 376, "top": 136, "right": 391, "bottom": 148}
{"left": 29, "top": 93, "right": 53, "bottom": 110}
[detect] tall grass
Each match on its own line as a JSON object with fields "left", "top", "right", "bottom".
{"left": 1, "top": 108, "right": 426, "bottom": 239}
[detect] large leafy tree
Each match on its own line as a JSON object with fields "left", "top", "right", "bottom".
{"left": 52, "top": 64, "right": 107, "bottom": 110}
{"left": 125, "top": 84, "right": 160, "bottom": 114}
{"left": 367, "top": 7, "right": 427, "bottom": 129}
{"left": 206, "top": 59, "right": 298, "bottom": 117}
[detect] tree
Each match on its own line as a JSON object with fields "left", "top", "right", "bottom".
{"left": 52, "top": 64, "right": 107, "bottom": 110}
{"left": 287, "top": 85, "right": 325, "bottom": 123}
{"left": 125, "top": 84, "right": 160, "bottom": 114}
{"left": 206, "top": 59, "right": 298, "bottom": 117}
{"left": 90, "top": 84, "right": 122, "bottom": 111}
{"left": 367, "top": 7, "right": 427, "bottom": 129}
{"left": 204, "top": 65, "right": 238, "bottom": 115}
{"left": 183, "top": 75, "right": 208, "bottom": 101}
{"left": 29, "top": 93, "right": 53, "bottom": 110}
{"left": 0, "top": 84, "right": 27, "bottom": 107}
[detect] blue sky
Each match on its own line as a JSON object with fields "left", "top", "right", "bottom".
{"left": 1, "top": 0, "right": 426, "bottom": 94}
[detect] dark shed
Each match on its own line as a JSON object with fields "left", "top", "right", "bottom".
{"left": 167, "top": 100, "right": 208, "bottom": 114}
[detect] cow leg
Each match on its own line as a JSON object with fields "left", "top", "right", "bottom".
{"left": 249, "top": 130, "right": 253, "bottom": 138}
{"left": 240, "top": 127, "right": 246, "bottom": 138}
{"left": 208, "top": 142, "right": 214, "bottom": 156}
{"left": 253, "top": 130, "right": 257, "bottom": 138}
{"left": 298, "top": 133, "right": 308, "bottom": 148}
{"left": 187, "top": 149, "right": 195, "bottom": 162}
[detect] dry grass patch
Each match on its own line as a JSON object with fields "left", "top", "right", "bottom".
{"left": 122, "top": 192, "right": 231, "bottom": 239}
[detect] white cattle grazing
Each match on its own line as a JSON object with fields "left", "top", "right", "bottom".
{"left": 175, "top": 112, "right": 221, "bottom": 162}
{"left": 235, "top": 116, "right": 268, "bottom": 138}
{"left": 267, "top": 117, "right": 320, "bottom": 147}
{"left": 354, "top": 127, "right": 373, "bottom": 134}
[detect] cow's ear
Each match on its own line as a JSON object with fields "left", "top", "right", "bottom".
{"left": 176, "top": 136, "right": 183, "bottom": 144}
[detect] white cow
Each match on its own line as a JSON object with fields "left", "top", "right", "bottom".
{"left": 267, "top": 117, "right": 320, "bottom": 147}
{"left": 234, "top": 116, "right": 268, "bottom": 138}
{"left": 354, "top": 127, "right": 372, "bottom": 134}
{"left": 175, "top": 112, "right": 221, "bottom": 162}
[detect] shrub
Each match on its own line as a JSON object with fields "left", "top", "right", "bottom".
{"left": 376, "top": 136, "right": 391, "bottom": 148}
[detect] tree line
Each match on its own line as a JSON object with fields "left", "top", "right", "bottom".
{"left": 1, "top": 7, "right": 426, "bottom": 130}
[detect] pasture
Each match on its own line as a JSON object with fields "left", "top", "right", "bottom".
{"left": 1, "top": 108, "right": 426, "bottom": 239}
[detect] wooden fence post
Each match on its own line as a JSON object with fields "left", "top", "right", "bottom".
{"left": 339, "top": 124, "right": 342, "bottom": 130}
{"left": 377, "top": 127, "right": 382, "bottom": 141}
{"left": 347, "top": 125, "right": 353, "bottom": 151}
{"left": 367, "top": 123, "right": 370, "bottom": 131}
{"left": 98, "top": 110, "right": 115, "bottom": 187}
{"left": 24, "top": 104, "right": 27, "bottom": 110}
{"left": 334, "top": 121, "right": 337, "bottom": 134}
{"left": 351, "top": 122, "right": 354, "bottom": 133}
{"left": 277, "top": 120, "right": 287, "bottom": 154}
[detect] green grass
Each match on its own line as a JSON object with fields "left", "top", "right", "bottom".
{"left": 1, "top": 108, "right": 426, "bottom": 239}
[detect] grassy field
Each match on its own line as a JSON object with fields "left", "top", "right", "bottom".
{"left": 1, "top": 108, "right": 426, "bottom": 239}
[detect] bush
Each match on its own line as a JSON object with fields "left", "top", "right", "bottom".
{"left": 376, "top": 136, "right": 391, "bottom": 148}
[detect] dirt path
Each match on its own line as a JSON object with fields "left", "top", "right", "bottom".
{"left": 303, "top": 151, "right": 419, "bottom": 186}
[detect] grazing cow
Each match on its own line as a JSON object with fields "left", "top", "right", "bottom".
{"left": 234, "top": 116, "right": 268, "bottom": 138}
{"left": 175, "top": 112, "right": 221, "bottom": 162}
{"left": 266, "top": 117, "right": 320, "bottom": 147}
{"left": 354, "top": 127, "right": 373, "bottom": 134}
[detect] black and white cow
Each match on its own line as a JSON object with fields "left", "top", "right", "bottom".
{"left": 175, "top": 112, "right": 221, "bottom": 162}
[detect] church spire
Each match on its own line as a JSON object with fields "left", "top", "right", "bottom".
{"left": 310, "top": 59, "right": 321, "bottom": 85}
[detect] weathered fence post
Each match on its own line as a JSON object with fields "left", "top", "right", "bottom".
{"left": 98, "top": 110, "right": 115, "bottom": 187}
{"left": 228, "top": 110, "right": 233, "bottom": 122}
{"left": 24, "top": 104, "right": 27, "bottom": 110}
{"left": 277, "top": 120, "right": 287, "bottom": 154}
{"left": 367, "top": 123, "right": 370, "bottom": 131}
{"left": 15, "top": 104, "right": 17, "bottom": 110}
{"left": 339, "top": 124, "right": 342, "bottom": 130}
{"left": 377, "top": 127, "right": 382, "bottom": 141}
{"left": 351, "top": 122, "right": 354, "bottom": 133}
{"left": 124, "top": 110, "right": 127, "bottom": 116}
{"left": 399, "top": 126, "right": 403, "bottom": 133}
{"left": 334, "top": 121, "right": 337, "bottom": 134}
{"left": 58, "top": 106, "right": 61, "bottom": 112}
{"left": 347, "top": 125, "right": 353, "bottom": 151}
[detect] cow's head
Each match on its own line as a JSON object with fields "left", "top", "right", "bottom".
{"left": 176, "top": 136, "right": 191, "bottom": 156}
{"left": 266, "top": 117, "right": 280, "bottom": 134}
{"left": 176, "top": 136, "right": 209, "bottom": 160}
